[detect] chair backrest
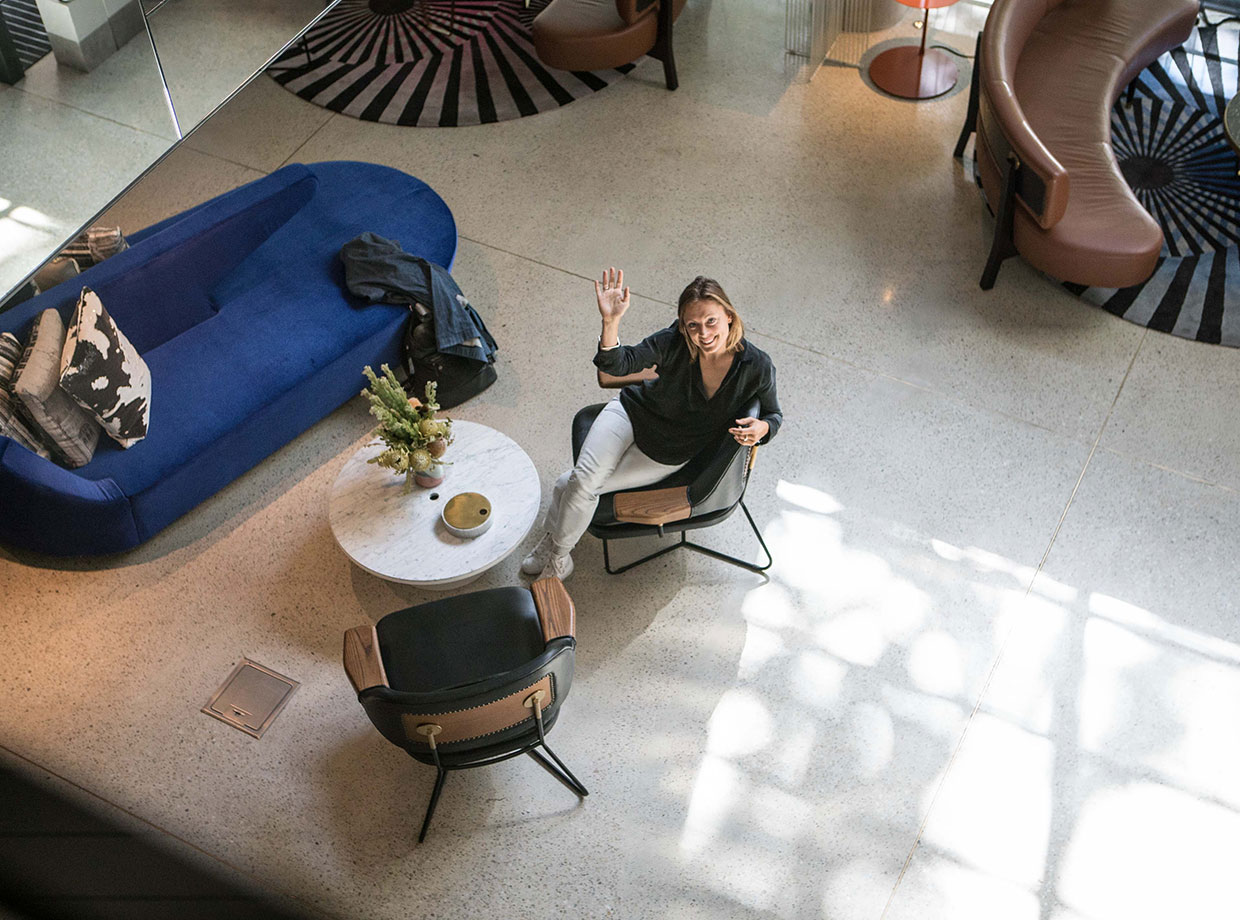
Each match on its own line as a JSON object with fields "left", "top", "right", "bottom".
{"left": 346, "top": 578, "right": 578, "bottom": 765}
{"left": 684, "top": 396, "right": 759, "bottom": 517}
{"left": 977, "top": 0, "right": 1068, "bottom": 229}
{"left": 358, "top": 641, "right": 575, "bottom": 765}
{"left": 572, "top": 396, "right": 760, "bottom": 528}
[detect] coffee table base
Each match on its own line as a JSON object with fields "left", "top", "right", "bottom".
{"left": 870, "top": 45, "right": 958, "bottom": 100}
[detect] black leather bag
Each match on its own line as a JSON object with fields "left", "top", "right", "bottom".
{"left": 402, "top": 305, "right": 497, "bottom": 410}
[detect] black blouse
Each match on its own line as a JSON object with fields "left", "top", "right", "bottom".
{"left": 593, "top": 323, "right": 783, "bottom": 465}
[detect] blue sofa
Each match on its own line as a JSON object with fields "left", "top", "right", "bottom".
{"left": 0, "top": 162, "right": 457, "bottom": 556}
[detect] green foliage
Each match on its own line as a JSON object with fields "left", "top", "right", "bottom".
{"left": 361, "top": 365, "right": 454, "bottom": 491}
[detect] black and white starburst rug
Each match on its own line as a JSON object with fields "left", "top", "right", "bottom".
{"left": 267, "top": 0, "right": 634, "bottom": 127}
{"left": 1063, "top": 22, "right": 1240, "bottom": 345}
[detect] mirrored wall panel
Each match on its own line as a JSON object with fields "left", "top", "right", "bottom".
{"left": 0, "top": 0, "right": 329, "bottom": 305}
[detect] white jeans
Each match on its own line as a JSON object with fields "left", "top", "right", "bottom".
{"left": 545, "top": 399, "right": 687, "bottom": 554}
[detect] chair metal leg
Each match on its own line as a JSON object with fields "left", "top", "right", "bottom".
{"left": 682, "top": 501, "right": 772, "bottom": 573}
{"left": 603, "top": 531, "right": 686, "bottom": 574}
{"left": 526, "top": 746, "right": 589, "bottom": 797}
{"left": 526, "top": 695, "right": 589, "bottom": 797}
{"left": 601, "top": 500, "right": 772, "bottom": 575}
{"left": 418, "top": 766, "right": 448, "bottom": 843}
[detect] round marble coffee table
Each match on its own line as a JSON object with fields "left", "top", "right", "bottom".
{"left": 329, "top": 420, "right": 541, "bottom": 589}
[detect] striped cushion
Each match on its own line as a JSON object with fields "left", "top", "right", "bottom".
{"left": 59, "top": 225, "right": 128, "bottom": 267}
{"left": 59, "top": 288, "right": 150, "bottom": 448}
{"left": 13, "top": 310, "right": 100, "bottom": 468}
{"left": 0, "top": 331, "right": 52, "bottom": 459}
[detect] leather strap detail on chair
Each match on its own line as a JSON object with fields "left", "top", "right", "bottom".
{"left": 531, "top": 577, "right": 575, "bottom": 642}
{"left": 400, "top": 675, "right": 555, "bottom": 745}
{"left": 343, "top": 624, "right": 389, "bottom": 693}
{"left": 613, "top": 485, "right": 692, "bottom": 526}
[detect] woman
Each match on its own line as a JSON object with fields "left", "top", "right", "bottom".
{"left": 522, "top": 268, "right": 783, "bottom": 580}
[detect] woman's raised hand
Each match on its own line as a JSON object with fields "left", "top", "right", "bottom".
{"left": 594, "top": 267, "right": 630, "bottom": 320}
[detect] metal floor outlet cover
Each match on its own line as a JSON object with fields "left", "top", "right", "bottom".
{"left": 202, "top": 659, "right": 299, "bottom": 738}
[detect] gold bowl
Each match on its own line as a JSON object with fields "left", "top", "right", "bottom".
{"left": 441, "top": 492, "right": 492, "bottom": 538}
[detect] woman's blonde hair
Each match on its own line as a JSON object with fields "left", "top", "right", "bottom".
{"left": 677, "top": 276, "right": 745, "bottom": 361}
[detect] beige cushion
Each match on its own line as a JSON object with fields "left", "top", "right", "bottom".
{"left": 12, "top": 310, "right": 100, "bottom": 469}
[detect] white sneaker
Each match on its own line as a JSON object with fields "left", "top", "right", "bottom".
{"left": 520, "top": 532, "right": 556, "bottom": 576}
{"left": 538, "top": 552, "right": 574, "bottom": 582}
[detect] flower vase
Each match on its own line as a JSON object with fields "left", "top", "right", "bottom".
{"left": 414, "top": 461, "right": 445, "bottom": 489}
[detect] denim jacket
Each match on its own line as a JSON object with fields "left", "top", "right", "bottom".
{"left": 339, "top": 232, "right": 497, "bottom": 364}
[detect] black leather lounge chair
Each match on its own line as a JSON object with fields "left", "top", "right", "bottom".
{"left": 343, "top": 577, "right": 587, "bottom": 842}
{"left": 574, "top": 377, "right": 772, "bottom": 575}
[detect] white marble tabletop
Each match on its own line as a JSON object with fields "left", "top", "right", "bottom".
{"left": 328, "top": 420, "right": 541, "bottom": 589}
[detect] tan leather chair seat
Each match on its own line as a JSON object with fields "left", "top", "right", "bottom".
{"left": 534, "top": 0, "right": 686, "bottom": 72}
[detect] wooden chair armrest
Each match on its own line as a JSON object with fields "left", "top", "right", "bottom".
{"left": 597, "top": 366, "right": 658, "bottom": 388}
{"left": 343, "top": 625, "right": 389, "bottom": 693}
{"left": 531, "top": 576, "right": 576, "bottom": 641}
{"left": 613, "top": 486, "right": 691, "bottom": 526}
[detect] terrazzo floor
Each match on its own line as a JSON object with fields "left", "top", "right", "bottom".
{"left": 4, "top": 1, "right": 1240, "bottom": 918}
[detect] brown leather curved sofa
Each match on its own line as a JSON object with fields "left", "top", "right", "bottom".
{"left": 533, "top": 0, "right": 687, "bottom": 90}
{"left": 959, "top": 0, "right": 1199, "bottom": 289}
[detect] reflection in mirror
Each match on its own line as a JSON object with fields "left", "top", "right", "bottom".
{"left": 0, "top": 0, "right": 334, "bottom": 306}
{"left": 0, "top": 4, "right": 176, "bottom": 302}
{"left": 142, "top": 0, "right": 326, "bottom": 136}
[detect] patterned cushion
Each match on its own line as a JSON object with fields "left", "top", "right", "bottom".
{"left": 59, "top": 287, "right": 151, "bottom": 448}
{"left": 0, "top": 332, "right": 52, "bottom": 459}
{"left": 12, "top": 309, "right": 101, "bottom": 469}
